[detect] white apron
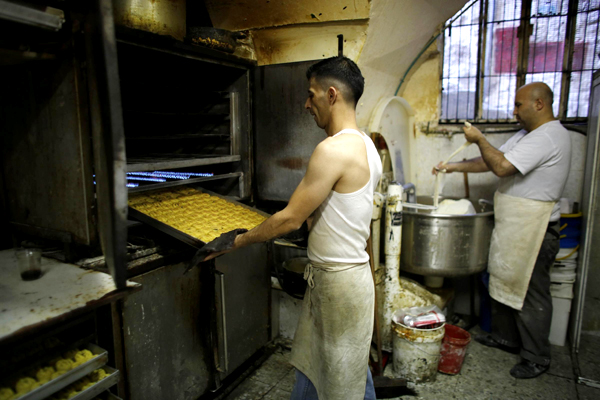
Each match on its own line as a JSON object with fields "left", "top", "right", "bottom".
{"left": 488, "top": 191, "right": 555, "bottom": 310}
{"left": 290, "top": 261, "right": 374, "bottom": 400}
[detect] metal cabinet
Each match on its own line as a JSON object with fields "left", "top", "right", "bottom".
{"left": 214, "top": 243, "right": 270, "bottom": 378}
{"left": 120, "top": 243, "right": 269, "bottom": 399}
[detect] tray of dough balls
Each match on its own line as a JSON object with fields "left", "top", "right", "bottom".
{"left": 0, "top": 344, "right": 117, "bottom": 400}
{"left": 128, "top": 187, "right": 269, "bottom": 248}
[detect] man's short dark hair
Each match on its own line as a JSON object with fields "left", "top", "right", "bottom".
{"left": 306, "top": 56, "right": 365, "bottom": 107}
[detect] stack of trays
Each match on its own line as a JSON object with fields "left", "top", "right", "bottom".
{"left": 0, "top": 344, "right": 121, "bottom": 400}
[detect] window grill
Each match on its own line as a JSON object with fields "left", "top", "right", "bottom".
{"left": 441, "top": 0, "right": 600, "bottom": 123}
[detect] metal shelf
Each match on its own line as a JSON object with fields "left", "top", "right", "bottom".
{"left": 0, "top": 1, "right": 65, "bottom": 31}
{"left": 126, "top": 155, "right": 240, "bottom": 172}
{"left": 69, "top": 366, "right": 119, "bottom": 400}
{"left": 19, "top": 344, "right": 109, "bottom": 400}
{"left": 0, "top": 48, "right": 56, "bottom": 66}
{"left": 128, "top": 172, "right": 242, "bottom": 193}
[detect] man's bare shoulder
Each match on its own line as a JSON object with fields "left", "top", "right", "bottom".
{"left": 318, "top": 133, "right": 366, "bottom": 159}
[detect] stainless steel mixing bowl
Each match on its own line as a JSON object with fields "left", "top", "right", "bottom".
{"left": 401, "top": 196, "right": 494, "bottom": 277}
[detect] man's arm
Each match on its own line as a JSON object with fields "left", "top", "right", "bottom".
{"left": 433, "top": 157, "right": 489, "bottom": 174}
{"left": 204, "top": 141, "right": 342, "bottom": 260}
{"left": 462, "top": 125, "right": 518, "bottom": 178}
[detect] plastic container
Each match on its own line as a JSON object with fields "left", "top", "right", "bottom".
{"left": 550, "top": 282, "right": 574, "bottom": 299}
{"left": 550, "top": 269, "right": 576, "bottom": 283}
{"left": 438, "top": 324, "right": 471, "bottom": 375}
{"left": 559, "top": 213, "right": 582, "bottom": 248}
{"left": 556, "top": 248, "right": 578, "bottom": 261}
{"left": 392, "top": 316, "right": 445, "bottom": 383}
{"left": 549, "top": 297, "right": 572, "bottom": 346}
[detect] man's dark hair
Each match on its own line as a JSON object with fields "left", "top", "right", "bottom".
{"left": 306, "top": 56, "right": 365, "bottom": 107}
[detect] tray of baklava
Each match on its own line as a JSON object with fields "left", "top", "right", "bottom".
{"left": 128, "top": 186, "right": 270, "bottom": 249}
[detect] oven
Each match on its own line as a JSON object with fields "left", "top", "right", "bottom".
{"left": 0, "top": 2, "right": 270, "bottom": 399}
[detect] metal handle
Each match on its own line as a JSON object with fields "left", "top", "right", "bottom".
{"left": 215, "top": 271, "right": 229, "bottom": 373}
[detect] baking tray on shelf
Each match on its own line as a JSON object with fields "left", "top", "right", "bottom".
{"left": 69, "top": 366, "right": 120, "bottom": 400}
{"left": 18, "top": 343, "right": 108, "bottom": 400}
{"left": 104, "top": 392, "right": 124, "bottom": 400}
{"left": 128, "top": 187, "right": 270, "bottom": 249}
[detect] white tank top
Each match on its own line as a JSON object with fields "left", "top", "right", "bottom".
{"left": 307, "top": 129, "right": 383, "bottom": 264}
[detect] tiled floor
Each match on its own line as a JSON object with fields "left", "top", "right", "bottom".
{"left": 223, "top": 328, "right": 600, "bottom": 400}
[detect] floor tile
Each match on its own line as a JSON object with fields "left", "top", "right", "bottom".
{"left": 262, "top": 388, "right": 292, "bottom": 400}
{"left": 223, "top": 331, "right": 582, "bottom": 400}
{"left": 548, "top": 349, "right": 574, "bottom": 380}
{"left": 577, "top": 334, "right": 600, "bottom": 382}
{"left": 225, "top": 378, "right": 272, "bottom": 400}
{"left": 249, "top": 352, "right": 294, "bottom": 386}
{"left": 273, "top": 368, "right": 296, "bottom": 393}
{"left": 576, "top": 383, "right": 600, "bottom": 400}
{"left": 514, "top": 374, "right": 577, "bottom": 399}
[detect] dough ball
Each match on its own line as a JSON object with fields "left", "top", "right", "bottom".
{"left": 15, "top": 377, "right": 37, "bottom": 393}
{"left": 62, "top": 349, "right": 78, "bottom": 360}
{"left": 435, "top": 199, "right": 476, "bottom": 215}
{"left": 0, "top": 388, "right": 15, "bottom": 400}
{"left": 35, "top": 366, "right": 55, "bottom": 382}
{"left": 55, "top": 359, "right": 73, "bottom": 372}
{"left": 72, "top": 377, "right": 90, "bottom": 391}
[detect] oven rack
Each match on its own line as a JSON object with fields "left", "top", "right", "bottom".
{"left": 126, "top": 155, "right": 240, "bottom": 172}
{"left": 128, "top": 171, "right": 242, "bottom": 193}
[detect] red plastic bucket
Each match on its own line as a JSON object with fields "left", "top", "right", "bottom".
{"left": 438, "top": 324, "right": 471, "bottom": 375}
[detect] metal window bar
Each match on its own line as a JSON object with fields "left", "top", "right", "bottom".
{"left": 526, "top": 0, "right": 570, "bottom": 118}
{"left": 441, "top": 0, "right": 481, "bottom": 121}
{"left": 441, "top": 0, "right": 597, "bottom": 123}
{"left": 570, "top": 0, "right": 600, "bottom": 118}
{"left": 559, "top": 0, "right": 579, "bottom": 119}
{"left": 475, "top": 0, "right": 489, "bottom": 121}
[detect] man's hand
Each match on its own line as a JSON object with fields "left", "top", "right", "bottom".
{"left": 463, "top": 124, "right": 485, "bottom": 143}
{"left": 432, "top": 161, "right": 454, "bottom": 175}
{"left": 202, "top": 233, "right": 243, "bottom": 261}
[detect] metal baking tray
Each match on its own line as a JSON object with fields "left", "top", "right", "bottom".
{"left": 69, "top": 366, "right": 120, "bottom": 400}
{"left": 128, "top": 187, "right": 270, "bottom": 249}
{"left": 19, "top": 343, "right": 109, "bottom": 400}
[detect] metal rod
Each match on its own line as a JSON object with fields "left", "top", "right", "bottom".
{"left": 475, "top": 0, "right": 486, "bottom": 121}
{"left": 0, "top": 0, "right": 64, "bottom": 30}
{"left": 338, "top": 34, "right": 344, "bottom": 56}
{"left": 126, "top": 155, "right": 241, "bottom": 172}
{"left": 216, "top": 271, "right": 229, "bottom": 373}
{"left": 127, "top": 172, "right": 243, "bottom": 193}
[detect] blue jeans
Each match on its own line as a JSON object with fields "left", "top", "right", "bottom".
{"left": 290, "top": 368, "right": 376, "bottom": 400}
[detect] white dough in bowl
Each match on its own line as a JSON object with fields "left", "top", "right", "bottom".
{"left": 435, "top": 199, "right": 476, "bottom": 215}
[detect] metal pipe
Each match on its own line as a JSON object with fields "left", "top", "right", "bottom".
{"left": 371, "top": 192, "right": 385, "bottom": 272}
{"left": 402, "top": 183, "right": 416, "bottom": 204}
{"left": 381, "top": 183, "right": 403, "bottom": 351}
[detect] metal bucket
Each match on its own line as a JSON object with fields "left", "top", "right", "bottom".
{"left": 392, "top": 316, "right": 445, "bottom": 383}
{"left": 401, "top": 196, "right": 494, "bottom": 277}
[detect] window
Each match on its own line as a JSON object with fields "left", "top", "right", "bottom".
{"left": 441, "top": 0, "right": 600, "bottom": 123}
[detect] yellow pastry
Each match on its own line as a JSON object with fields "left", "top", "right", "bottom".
{"left": 15, "top": 377, "right": 37, "bottom": 393}
{"left": 36, "top": 366, "right": 55, "bottom": 382}
{"left": 0, "top": 388, "right": 15, "bottom": 400}
{"left": 72, "top": 377, "right": 90, "bottom": 391}
{"left": 51, "top": 371, "right": 64, "bottom": 380}
{"left": 62, "top": 349, "right": 78, "bottom": 360}
{"left": 88, "top": 368, "right": 107, "bottom": 382}
{"left": 55, "top": 358, "right": 73, "bottom": 372}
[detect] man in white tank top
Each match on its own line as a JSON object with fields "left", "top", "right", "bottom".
{"left": 205, "top": 57, "right": 382, "bottom": 399}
